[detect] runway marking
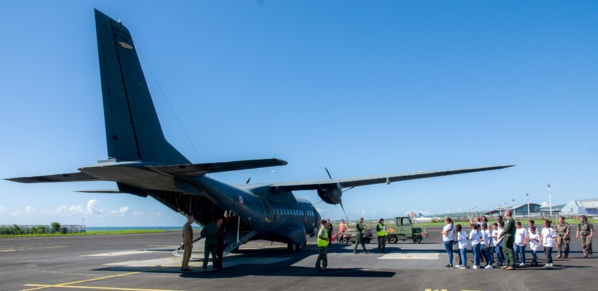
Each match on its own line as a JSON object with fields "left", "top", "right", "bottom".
{"left": 378, "top": 253, "right": 439, "bottom": 260}
{"left": 84, "top": 250, "right": 159, "bottom": 257}
{"left": 0, "top": 246, "right": 65, "bottom": 252}
{"left": 21, "top": 272, "right": 160, "bottom": 291}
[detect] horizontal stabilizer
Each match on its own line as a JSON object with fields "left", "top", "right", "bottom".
{"left": 6, "top": 172, "right": 100, "bottom": 183}
{"left": 77, "top": 189, "right": 124, "bottom": 193}
{"left": 147, "top": 158, "right": 288, "bottom": 178}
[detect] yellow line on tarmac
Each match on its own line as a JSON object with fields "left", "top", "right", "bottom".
{"left": 23, "top": 284, "right": 185, "bottom": 291}
{"left": 21, "top": 272, "right": 142, "bottom": 291}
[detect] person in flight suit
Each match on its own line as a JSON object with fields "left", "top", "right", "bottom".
{"left": 200, "top": 220, "right": 219, "bottom": 271}
{"left": 181, "top": 215, "right": 194, "bottom": 272}
{"left": 215, "top": 218, "right": 225, "bottom": 270}
{"left": 499, "top": 210, "right": 516, "bottom": 270}
{"left": 576, "top": 215, "right": 594, "bottom": 257}
{"left": 353, "top": 217, "right": 368, "bottom": 254}
{"left": 555, "top": 216, "right": 570, "bottom": 259}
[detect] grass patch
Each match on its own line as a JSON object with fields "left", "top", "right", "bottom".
{"left": 0, "top": 229, "right": 169, "bottom": 238}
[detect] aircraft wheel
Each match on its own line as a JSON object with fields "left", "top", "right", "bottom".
{"left": 413, "top": 236, "right": 422, "bottom": 244}
{"left": 287, "top": 242, "right": 302, "bottom": 252}
{"left": 387, "top": 235, "right": 398, "bottom": 244}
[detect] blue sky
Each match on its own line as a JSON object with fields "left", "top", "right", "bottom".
{"left": 1, "top": 1, "right": 597, "bottom": 226}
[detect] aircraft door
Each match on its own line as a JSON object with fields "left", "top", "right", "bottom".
{"left": 257, "top": 196, "right": 273, "bottom": 223}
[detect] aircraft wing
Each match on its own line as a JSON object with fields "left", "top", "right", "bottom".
{"left": 271, "top": 164, "right": 514, "bottom": 192}
{"left": 6, "top": 172, "right": 100, "bottom": 183}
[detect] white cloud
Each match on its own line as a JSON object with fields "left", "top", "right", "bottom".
{"left": 111, "top": 206, "right": 129, "bottom": 216}
{"left": 87, "top": 199, "right": 100, "bottom": 214}
{"left": 0, "top": 205, "right": 7, "bottom": 215}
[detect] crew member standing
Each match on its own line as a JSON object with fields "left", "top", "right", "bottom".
{"left": 353, "top": 217, "right": 368, "bottom": 254}
{"left": 576, "top": 215, "right": 594, "bottom": 257}
{"left": 326, "top": 219, "right": 333, "bottom": 247}
{"left": 555, "top": 216, "right": 570, "bottom": 259}
{"left": 315, "top": 220, "right": 329, "bottom": 271}
{"left": 215, "top": 218, "right": 225, "bottom": 270}
{"left": 200, "top": 220, "right": 219, "bottom": 271}
{"left": 376, "top": 218, "right": 388, "bottom": 253}
{"left": 499, "top": 210, "right": 516, "bottom": 270}
{"left": 181, "top": 215, "right": 194, "bottom": 272}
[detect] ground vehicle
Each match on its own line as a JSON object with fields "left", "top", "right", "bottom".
{"left": 386, "top": 217, "right": 428, "bottom": 244}
{"left": 337, "top": 229, "right": 373, "bottom": 244}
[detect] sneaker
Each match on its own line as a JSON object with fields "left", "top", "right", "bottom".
{"left": 445, "top": 264, "right": 453, "bottom": 268}
{"left": 459, "top": 265, "right": 468, "bottom": 269}
{"left": 455, "top": 264, "right": 461, "bottom": 268}
{"left": 505, "top": 266, "right": 515, "bottom": 270}
{"left": 544, "top": 264, "right": 551, "bottom": 269}
{"left": 472, "top": 265, "right": 479, "bottom": 269}
{"left": 485, "top": 265, "right": 493, "bottom": 269}
{"left": 549, "top": 263, "right": 553, "bottom": 267}
{"left": 519, "top": 263, "right": 526, "bottom": 267}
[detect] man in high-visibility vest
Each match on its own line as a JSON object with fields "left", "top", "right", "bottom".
{"left": 316, "top": 219, "right": 329, "bottom": 270}
{"left": 377, "top": 218, "right": 388, "bottom": 253}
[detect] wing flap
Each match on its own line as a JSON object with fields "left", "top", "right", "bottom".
{"left": 6, "top": 172, "right": 100, "bottom": 183}
{"left": 147, "top": 158, "right": 288, "bottom": 178}
{"left": 271, "top": 164, "right": 514, "bottom": 192}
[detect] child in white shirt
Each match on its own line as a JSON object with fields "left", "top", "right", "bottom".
{"left": 527, "top": 225, "right": 540, "bottom": 266}
{"left": 541, "top": 219, "right": 556, "bottom": 268}
{"left": 469, "top": 224, "right": 482, "bottom": 269}
{"left": 456, "top": 224, "right": 468, "bottom": 269}
{"left": 514, "top": 221, "right": 528, "bottom": 266}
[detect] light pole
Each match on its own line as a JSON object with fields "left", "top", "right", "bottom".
{"left": 512, "top": 199, "right": 516, "bottom": 217}
{"left": 548, "top": 184, "right": 552, "bottom": 218}
{"left": 526, "top": 193, "right": 530, "bottom": 217}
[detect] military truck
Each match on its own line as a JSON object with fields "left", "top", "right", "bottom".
{"left": 386, "top": 216, "right": 428, "bottom": 244}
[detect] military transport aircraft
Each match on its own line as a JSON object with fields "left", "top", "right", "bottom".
{"left": 7, "top": 10, "right": 513, "bottom": 253}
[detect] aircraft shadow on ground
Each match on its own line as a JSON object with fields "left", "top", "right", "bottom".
{"left": 93, "top": 245, "right": 395, "bottom": 278}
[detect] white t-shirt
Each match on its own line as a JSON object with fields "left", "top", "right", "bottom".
{"left": 528, "top": 231, "right": 540, "bottom": 251}
{"left": 484, "top": 229, "right": 493, "bottom": 247}
{"left": 515, "top": 228, "right": 528, "bottom": 246}
{"left": 542, "top": 227, "right": 556, "bottom": 248}
{"left": 495, "top": 228, "right": 504, "bottom": 246}
{"left": 469, "top": 229, "right": 481, "bottom": 246}
{"left": 491, "top": 228, "right": 499, "bottom": 246}
{"left": 442, "top": 224, "right": 454, "bottom": 241}
{"left": 457, "top": 230, "right": 469, "bottom": 249}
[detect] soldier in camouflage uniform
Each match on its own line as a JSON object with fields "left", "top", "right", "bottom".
{"left": 576, "top": 215, "right": 594, "bottom": 257}
{"left": 555, "top": 216, "right": 570, "bottom": 259}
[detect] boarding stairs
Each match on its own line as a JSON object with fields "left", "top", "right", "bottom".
{"left": 223, "top": 230, "right": 257, "bottom": 255}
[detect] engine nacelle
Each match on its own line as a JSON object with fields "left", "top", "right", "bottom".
{"left": 317, "top": 187, "right": 343, "bottom": 205}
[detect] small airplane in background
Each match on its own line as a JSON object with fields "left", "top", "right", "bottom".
{"left": 7, "top": 9, "right": 513, "bottom": 253}
{"left": 408, "top": 212, "right": 436, "bottom": 223}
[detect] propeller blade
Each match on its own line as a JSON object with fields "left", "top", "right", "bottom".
{"left": 340, "top": 202, "right": 349, "bottom": 220}
{"left": 246, "top": 177, "right": 251, "bottom": 184}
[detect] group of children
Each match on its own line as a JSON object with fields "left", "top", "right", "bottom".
{"left": 446, "top": 216, "right": 557, "bottom": 269}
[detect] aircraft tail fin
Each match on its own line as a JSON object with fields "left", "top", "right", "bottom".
{"left": 94, "top": 9, "right": 189, "bottom": 165}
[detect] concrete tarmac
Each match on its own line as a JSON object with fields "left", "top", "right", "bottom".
{"left": 0, "top": 227, "right": 596, "bottom": 291}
